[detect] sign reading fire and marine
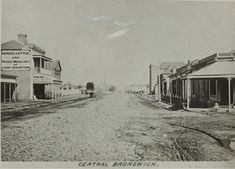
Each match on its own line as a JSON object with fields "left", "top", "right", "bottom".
{"left": 1, "top": 50, "right": 31, "bottom": 70}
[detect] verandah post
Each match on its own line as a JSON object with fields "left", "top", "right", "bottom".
{"left": 159, "top": 75, "right": 161, "bottom": 102}
{"left": 169, "top": 80, "right": 172, "bottom": 104}
{"left": 228, "top": 76, "right": 231, "bottom": 112}
{"left": 9, "top": 83, "right": 11, "bottom": 102}
{"left": 182, "top": 79, "right": 185, "bottom": 102}
{"left": 208, "top": 79, "right": 210, "bottom": 99}
{"left": 187, "top": 77, "right": 191, "bottom": 110}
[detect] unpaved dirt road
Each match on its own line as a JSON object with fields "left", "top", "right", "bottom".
{"left": 1, "top": 92, "right": 235, "bottom": 161}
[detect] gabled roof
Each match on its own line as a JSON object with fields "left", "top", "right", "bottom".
{"left": 52, "top": 60, "right": 62, "bottom": 71}
{"left": 1, "top": 40, "right": 46, "bottom": 54}
{"left": 1, "top": 40, "right": 24, "bottom": 50}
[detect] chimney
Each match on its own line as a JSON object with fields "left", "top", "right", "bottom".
{"left": 18, "top": 34, "right": 27, "bottom": 44}
{"left": 187, "top": 60, "right": 191, "bottom": 70}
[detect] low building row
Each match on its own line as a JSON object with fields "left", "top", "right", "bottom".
{"left": 149, "top": 51, "right": 235, "bottom": 111}
{"left": 1, "top": 34, "right": 62, "bottom": 102}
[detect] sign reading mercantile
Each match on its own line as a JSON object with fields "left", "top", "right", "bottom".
{"left": 1, "top": 50, "right": 31, "bottom": 70}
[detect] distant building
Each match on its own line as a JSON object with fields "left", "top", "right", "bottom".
{"left": 125, "top": 84, "right": 148, "bottom": 94}
{"left": 1, "top": 34, "right": 62, "bottom": 101}
{"left": 62, "top": 82, "right": 75, "bottom": 90}
{"left": 149, "top": 61, "right": 185, "bottom": 100}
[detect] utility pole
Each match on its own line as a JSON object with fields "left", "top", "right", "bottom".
{"left": 158, "top": 74, "right": 161, "bottom": 102}
{"left": 149, "top": 64, "right": 152, "bottom": 95}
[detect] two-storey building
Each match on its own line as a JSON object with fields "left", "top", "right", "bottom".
{"left": 1, "top": 34, "right": 62, "bottom": 101}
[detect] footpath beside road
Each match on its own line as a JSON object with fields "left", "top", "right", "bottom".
{"left": 1, "top": 94, "right": 89, "bottom": 112}
{"left": 137, "top": 94, "right": 172, "bottom": 110}
{"left": 139, "top": 94, "right": 235, "bottom": 114}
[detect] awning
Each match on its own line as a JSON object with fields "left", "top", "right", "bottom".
{"left": 33, "top": 76, "right": 53, "bottom": 84}
{"left": 53, "top": 79, "right": 62, "bottom": 85}
{"left": 33, "top": 76, "right": 62, "bottom": 84}
{"left": 187, "top": 61, "right": 235, "bottom": 78}
{"left": 1, "top": 74, "right": 17, "bottom": 83}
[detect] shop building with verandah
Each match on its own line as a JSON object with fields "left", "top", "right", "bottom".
{"left": 168, "top": 51, "right": 235, "bottom": 111}
{"left": 1, "top": 34, "right": 62, "bottom": 102}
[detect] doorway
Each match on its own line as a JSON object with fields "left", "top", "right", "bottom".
{"left": 219, "top": 79, "right": 228, "bottom": 105}
{"left": 33, "top": 84, "right": 45, "bottom": 99}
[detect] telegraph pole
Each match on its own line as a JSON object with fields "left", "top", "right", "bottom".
{"left": 149, "top": 64, "right": 152, "bottom": 95}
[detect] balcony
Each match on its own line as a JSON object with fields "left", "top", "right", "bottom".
{"left": 34, "top": 67, "right": 40, "bottom": 73}
{"left": 34, "top": 67, "right": 52, "bottom": 76}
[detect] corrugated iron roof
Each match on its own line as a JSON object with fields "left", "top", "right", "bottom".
{"left": 1, "top": 40, "right": 46, "bottom": 54}
{"left": 189, "top": 61, "right": 235, "bottom": 77}
{"left": 1, "top": 40, "right": 24, "bottom": 50}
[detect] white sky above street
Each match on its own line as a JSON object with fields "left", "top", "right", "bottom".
{"left": 2, "top": 0, "right": 235, "bottom": 88}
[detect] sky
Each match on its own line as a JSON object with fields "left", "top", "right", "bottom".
{"left": 2, "top": 0, "right": 235, "bottom": 88}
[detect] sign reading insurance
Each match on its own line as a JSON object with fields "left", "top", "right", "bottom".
{"left": 1, "top": 50, "right": 31, "bottom": 70}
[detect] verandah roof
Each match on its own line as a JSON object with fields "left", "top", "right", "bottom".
{"left": 187, "top": 61, "right": 235, "bottom": 78}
